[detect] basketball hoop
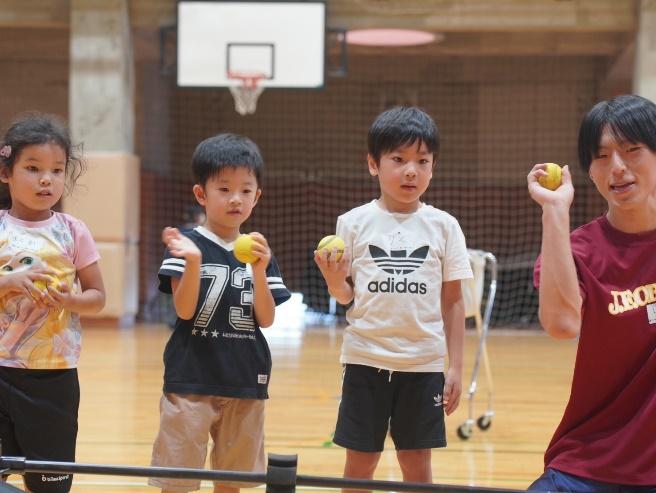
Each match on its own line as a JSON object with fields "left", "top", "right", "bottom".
{"left": 228, "top": 71, "right": 265, "bottom": 115}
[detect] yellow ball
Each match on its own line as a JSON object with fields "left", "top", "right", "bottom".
{"left": 34, "top": 280, "right": 48, "bottom": 292}
{"left": 538, "top": 163, "right": 563, "bottom": 191}
{"left": 317, "top": 235, "right": 345, "bottom": 262}
{"left": 233, "top": 234, "right": 258, "bottom": 264}
{"left": 33, "top": 275, "right": 55, "bottom": 292}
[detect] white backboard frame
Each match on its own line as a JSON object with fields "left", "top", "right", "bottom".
{"left": 177, "top": 1, "right": 326, "bottom": 88}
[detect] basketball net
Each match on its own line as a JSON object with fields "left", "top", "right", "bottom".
{"left": 228, "top": 72, "right": 265, "bottom": 115}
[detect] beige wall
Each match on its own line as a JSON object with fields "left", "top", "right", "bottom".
{"left": 63, "top": 153, "right": 140, "bottom": 324}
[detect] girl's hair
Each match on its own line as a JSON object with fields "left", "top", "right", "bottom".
{"left": 0, "top": 113, "right": 85, "bottom": 209}
{"left": 578, "top": 94, "right": 656, "bottom": 172}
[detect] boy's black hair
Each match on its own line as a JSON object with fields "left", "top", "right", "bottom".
{"left": 367, "top": 107, "right": 440, "bottom": 164}
{"left": 578, "top": 94, "right": 656, "bottom": 172}
{"left": 0, "top": 112, "right": 84, "bottom": 209}
{"left": 191, "top": 133, "right": 263, "bottom": 187}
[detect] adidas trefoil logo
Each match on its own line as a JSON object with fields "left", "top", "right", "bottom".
{"left": 369, "top": 245, "right": 428, "bottom": 275}
{"left": 434, "top": 394, "right": 443, "bottom": 407}
{"left": 367, "top": 245, "right": 429, "bottom": 294}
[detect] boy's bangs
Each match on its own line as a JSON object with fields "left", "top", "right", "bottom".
{"left": 383, "top": 131, "right": 437, "bottom": 155}
{"left": 205, "top": 163, "right": 259, "bottom": 184}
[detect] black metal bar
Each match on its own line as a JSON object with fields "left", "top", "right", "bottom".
{"left": 0, "top": 456, "right": 534, "bottom": 493}
{"left": 0, "top": 457, "right": 265, "bottom": 483}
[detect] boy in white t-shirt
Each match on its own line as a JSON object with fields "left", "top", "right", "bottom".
{"left": 315, "top": 107, "right": 473, "bottom": 487}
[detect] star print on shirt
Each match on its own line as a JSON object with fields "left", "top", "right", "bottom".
{"left": 192, "top": 329, "right": 198, "bottom": 336}
{"left": 211, "top": 330, "right": 219, "bottom": 338}
{"left": 201, "top": 329, "right": 208, "bottom": 337}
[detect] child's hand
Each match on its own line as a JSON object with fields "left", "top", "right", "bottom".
{"left": 0, "top": 267, "right": 57, "bottom": 302}
{"left": 314, "top": 248, "right": 350, "bottom": 287}
{"left": 443, "top": 367, "right": 462, "bottom": 416}
{"left": 249, "top": 232, "right": 272, "bottom": 273}
{"left": 15, "top": 296, "right": 46, "bottom": 325}
{"left": 162, "top": 227, "right": 201, "bottom": 260}
{"left": 42, "top": 282, "right": 75, "bottom": 311}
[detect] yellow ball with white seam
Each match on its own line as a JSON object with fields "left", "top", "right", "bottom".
{"left": 317, "top": 235, "right": 345, "bottom": 262}
{"left": 233, "top": 234, "right": 258, "bottom": 264}
{"left": 538, "top": 163, "right": 563, "bottom": 191}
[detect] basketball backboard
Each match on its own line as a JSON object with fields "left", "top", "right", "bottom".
{"left": 177, "top": 1, "right": 326, "bottom": 89}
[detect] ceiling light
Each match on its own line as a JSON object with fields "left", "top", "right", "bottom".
{"left": 345, "top": 29, "right": 442, "bottom": 47}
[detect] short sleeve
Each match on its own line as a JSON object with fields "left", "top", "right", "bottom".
{"left": 69, "top": 218, "right": 100, "bottom": 270}
{"left": 443, "top": 218, "right": 473, "bottom": 282}
{"left": 335, "top": 214, "right": 352, "bottom": 278}
{"left": 265, "top": 255, "right": 291, "bottom": 306}
{"left": 158, "top": 247, "right": 186, "bottom": 294}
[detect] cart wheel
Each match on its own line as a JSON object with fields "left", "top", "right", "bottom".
{"left": 457, "top": 422, "right": 473, "bottom": 440}
{"left": 477, "top": 415, "right": 492, "bottom": 431}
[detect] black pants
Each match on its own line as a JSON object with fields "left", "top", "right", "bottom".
{"left": 0, "top": 367, "right": 79, "bottom": 493}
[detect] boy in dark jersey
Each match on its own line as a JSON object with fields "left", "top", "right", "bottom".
{"left": 149, "top": 133, "right": 291, "bottom": 493}
{"left": 527, "top": 94, "right": 656, "bottom": 492}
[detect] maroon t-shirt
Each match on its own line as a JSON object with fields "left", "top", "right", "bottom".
{"left": 534, "top": 215, "right": 656, "bottom": 485}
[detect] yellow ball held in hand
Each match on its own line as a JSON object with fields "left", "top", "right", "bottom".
{"left": 233, "top": 234, "right": 259, "bottom": 264}
{"left": 538, "top": 163, "right": 563, "bottom": 191}
{"left": 33, "top": 275, "right": 54, "bottom": 292}
{"left": 34, "top": 280, "right": 48, "bottom": 292}
{"left": 317, "top": 235, "right": 345, "bottom": 262}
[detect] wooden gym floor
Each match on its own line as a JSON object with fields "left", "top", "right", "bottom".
{"left": 7, "top": 323, "right": 577, "bottom": 492}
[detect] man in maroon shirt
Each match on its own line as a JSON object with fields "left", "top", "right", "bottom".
{"left": 527, "top": 94, "right": 656, "bottom": 492}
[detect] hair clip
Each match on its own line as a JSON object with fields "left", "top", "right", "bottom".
{"left": 0, "top": 145, "right": 11, "bottom": 158}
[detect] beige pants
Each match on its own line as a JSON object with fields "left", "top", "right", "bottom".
{"left": 148, "top": 393, "right": 265, "bottom": 492}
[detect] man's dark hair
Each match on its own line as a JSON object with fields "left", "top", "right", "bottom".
{"left": 578, "top": 94, "right": 656, "bottom": 172}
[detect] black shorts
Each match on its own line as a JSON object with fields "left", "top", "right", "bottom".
{"left": 0, "top": 367, "right": 79, "bottom": 493}
{"left": 334, "top": 364, "right": 446, "bottom": 452}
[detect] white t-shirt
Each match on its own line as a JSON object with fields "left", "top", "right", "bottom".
{"left": 337, "top": 200, "right": 473, "bottom": 372}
